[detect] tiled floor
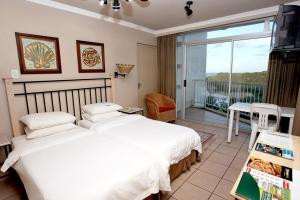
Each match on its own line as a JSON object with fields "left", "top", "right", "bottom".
{"left": 162, "top": 120, "right": 251, "bottom": 200}
{"left": 181, "top": 107, "right": 251, "bottom": 132}
{"left": 0, "top": 120, "right": 250, "bottom": 200}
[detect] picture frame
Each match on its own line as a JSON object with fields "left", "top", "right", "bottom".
{"left": 76, "top": 40, "right": 105, "bottom": 73}
{"left": 15, "top": 32, "right": 62, "bottom": 74}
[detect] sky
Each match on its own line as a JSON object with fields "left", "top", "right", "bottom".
{"left": 206, "top": 37, "right": 271, "bottom": 73}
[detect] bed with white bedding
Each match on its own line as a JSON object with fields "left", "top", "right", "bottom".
{"left": 1, "top": 126, "right": 160, "bottom": 200}
{"left": 78, "top": 114, "right": 202, "bottom": 191}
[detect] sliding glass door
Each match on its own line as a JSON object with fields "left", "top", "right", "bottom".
{"left": 184, "top": 42, "right": 232, "bottom": 120}
{"left": 177, "top": 19, "right": 272, "bottom": 123}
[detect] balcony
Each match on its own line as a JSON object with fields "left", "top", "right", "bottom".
{"left": 193, "top": 80, "right": 264, "bottom": 115}
{"left": 182, "top": 80, "right": 264, "bottom": 131}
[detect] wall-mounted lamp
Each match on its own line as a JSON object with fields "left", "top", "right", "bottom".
{"left": 114, "top": 64, "right": 135, "bottom": 78}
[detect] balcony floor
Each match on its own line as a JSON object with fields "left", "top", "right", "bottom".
{"left": 179, "top": 107, "right": 251, "bottom": 132}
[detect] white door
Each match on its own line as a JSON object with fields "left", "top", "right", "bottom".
{"left": 137, "top": 43, "right": 158, "bottom": 116}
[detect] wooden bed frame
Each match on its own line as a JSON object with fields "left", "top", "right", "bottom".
{"left": 4, "top": 77, "right": 116, "bottom": 137}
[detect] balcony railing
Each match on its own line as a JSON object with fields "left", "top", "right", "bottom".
{"left": 192, "top": 80, "right": 264, "bottom": 115}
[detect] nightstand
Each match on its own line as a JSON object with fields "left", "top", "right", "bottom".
{"left": 119, "top": 107, "right": 144, "bottom": 116}
{"left": 0, "top": 135, "right": 11, "bottom": 158}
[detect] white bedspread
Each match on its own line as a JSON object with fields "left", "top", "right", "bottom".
{"left": 1, "top": 127, "right": 160, "bottom": 200}
{"left": 79, "top": 115, "right": 202, "bottom": 191}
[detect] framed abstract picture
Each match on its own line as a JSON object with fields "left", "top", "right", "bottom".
{"left": 76, "top": 40, "right": 105, "bottom": 73}
{"left": 15, "top": 32, "right": 61, "bottom": 74}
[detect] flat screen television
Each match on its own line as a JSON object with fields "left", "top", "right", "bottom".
{"left": 271, "top": 5, "right": 300, "bottom": 51}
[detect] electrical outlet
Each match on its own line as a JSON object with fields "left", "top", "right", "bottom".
{"left": 10, "top": 69, "right": 19, "bottom": 79}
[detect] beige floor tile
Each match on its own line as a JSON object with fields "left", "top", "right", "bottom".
{"left": 230, "top": 134, "right": 248, "bottom": 142}
{"left": 161, "top": 177, "right": 185, "bottom": 199}
{"left": 230, "top": 157, "right": 247, "bottom": 170}
{"left": 213, "top": 179, "right": 235, "bottom": 200}
{"left": 175, "top": 120, "right": 191, "bottom": 126}
{"left": 220, "top": 140, "right": 243, "bottom": 149}
{"left": 199, "top": 160, "right": 228, "bottom": 177}
{"left": 223, "top": 167, "right": 241, "bottom": 183}
{"left": 177, "top": 167, "right": 196, "bottom": 181}
{"left": 173, "top": 182, "right": 211, "bottom": 200}
{"left": 171, "top": 178, "right": 185, "bottom": 193}
{"left": 191, "top": 160, "right": 203, "bottom": 169}
{"left": 235, "top": 149, "right": 249, "bottom": 160}
{"left": 201, "top": 149, "right": 213, "bottom": 160}
{"left": 214, "top": 137, "right": 225, "bottom": 144}
{"left": 207, "top": 142, "right": 220, "bottom": 151}
{"left": 209, "top": 194, "right": 226, "bottom": 200}
{"left": 240, "top": 141, "right": 250, "bottom": 150}
{"left": 215, "top": 145, "right": 239, "bottom": 156}
{"left": 207, "top": 152, "right": 234, "bottom": 167}
{"left": 187, "top": 170, "right": 220, "bottom": 192}
{"left": 168, "top": 197, "right": 177, "bottom": 200}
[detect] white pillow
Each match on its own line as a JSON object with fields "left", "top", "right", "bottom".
{"left": 82, "top": 111, "right": 123, "bottom": 122}
{"left": 20, "top": 112, "right": 76, "bottom": 130}
{"left": 25, "top": 123, "right": 77, "bottom": 139}
{"left": 81, "top": 102, "right": 123, "bottom": 115}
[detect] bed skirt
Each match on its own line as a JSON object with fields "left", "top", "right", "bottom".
{"left": 169, "top": 150, "right": 199, "bottom": 181}
{"left": 145, "top": 150, "right": 200, "bottom": 200}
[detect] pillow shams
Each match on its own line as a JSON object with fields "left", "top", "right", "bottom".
{"left": 25, "top": 123, "right": 77, "bottom": 139}
{"left": 82, "top": 111, "right": 123, "bottom": 122}
{"left": 20, "top": 112, "right": 76, "bottom": 130}
{"left": 81, "top": 102, "right": 123, "bottom": 115}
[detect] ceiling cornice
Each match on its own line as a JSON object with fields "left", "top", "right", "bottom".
{"left": 26, "top": 0, "right": 156, "bottom": 34}
{"left": 26, "top": 0, "right": 300, "bottom": 37}
{"left": 153, "top": 6, "right": 279, "bottom": 36}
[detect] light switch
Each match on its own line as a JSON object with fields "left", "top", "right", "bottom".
{"left": 11, "top": 69, "right": 19, "bottom": 79}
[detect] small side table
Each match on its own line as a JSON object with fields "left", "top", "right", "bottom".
{"left": 0, "top": 135, "right": 11, "bottom": 158}
{"left": 119, "top": 107, "right": 144, "bottom": 116}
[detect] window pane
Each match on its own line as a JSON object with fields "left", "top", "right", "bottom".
{"left": 183, "top": 20, "right": 267, "bottom": 42}
{"left": 231, "top": 37, "right": 271, "bottom": 105}
{"left": 208, "top": 22, "right": 265, "bottom": 39}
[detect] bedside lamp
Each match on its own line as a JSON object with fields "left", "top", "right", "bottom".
{"left": 114, "top": 64, "right": 135, "bottom": 78}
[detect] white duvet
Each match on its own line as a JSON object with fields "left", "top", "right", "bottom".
{"left": 79, "top": 115, "right": 202, "bottom": 191}
{"left": 1, "top": 127, "right": 160, "bottom": 200}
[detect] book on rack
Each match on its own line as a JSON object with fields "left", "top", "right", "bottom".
{"left": 236, "top": 157, "right": 293, "bottom": 200}
{"left": 255, "top": 142, "right": 294, "bottom": 160}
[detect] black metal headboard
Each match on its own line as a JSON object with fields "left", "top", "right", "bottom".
{"left": 13, "top": 78, "right": 112, "bottom": 120}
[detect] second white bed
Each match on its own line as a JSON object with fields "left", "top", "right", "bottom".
{"left": 79, "top": 114, "right": 202, "bottom": 191}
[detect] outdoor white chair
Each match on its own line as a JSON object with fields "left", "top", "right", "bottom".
{"left": 248, "top": 103, "right": 281, "bottom": 150}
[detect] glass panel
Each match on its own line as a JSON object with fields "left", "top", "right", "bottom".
{"left": 231, "top": 37, "right": 271, "bottom": 117}
{"left": 208, "top": 21, "right": 265, "bottom": 39}
{"left": 184, "top": 20, "right": 267, "bottom": 42}
{"left": 205, "top": 42, "right": 231, "bottom": 114}
{"left": 176, "top": 42, "right": 184, "bottom": 117}
{"left": 185, "top": 42, "right": 231, "bottom": 124}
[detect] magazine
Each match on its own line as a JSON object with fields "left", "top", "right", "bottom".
{"left": 244, "top": 157, "right": 293, "bottom": 200}
{"left": 244, "top": 167, "right": 291, "bottom": 200}
{"left": 255, "top": 143, "right": 294, "bottom": 160}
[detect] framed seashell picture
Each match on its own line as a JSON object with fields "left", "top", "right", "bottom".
{"left": 15, "top": 32, "right": 62, "bottom": 74}
{"left": 76, "top": 40, "right": 105, "bottom": 73}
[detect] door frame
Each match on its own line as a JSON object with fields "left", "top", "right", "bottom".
{"left": 179, "top": 31, "right": 271, "bottom": 120}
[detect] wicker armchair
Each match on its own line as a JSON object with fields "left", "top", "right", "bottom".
{"left": 145, "top": 93, "right": 176, "bottom": 122}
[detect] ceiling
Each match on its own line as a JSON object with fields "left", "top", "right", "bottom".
{"left": 54, "top": 0, "right": 293, "bottom": 30}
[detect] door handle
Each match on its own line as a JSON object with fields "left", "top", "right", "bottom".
{"left": 138, "top": 82, "right": 142, "bottom": 89}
